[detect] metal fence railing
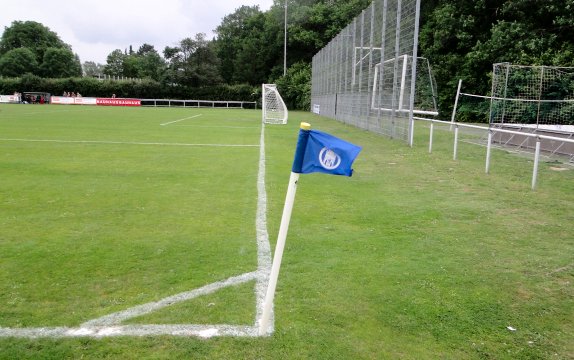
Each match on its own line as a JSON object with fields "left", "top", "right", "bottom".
{"left": 416, "top": 117, "right": 574, "bottom": 189}
{"left": 140, "top": 99, "right": 257, "bottom": 109}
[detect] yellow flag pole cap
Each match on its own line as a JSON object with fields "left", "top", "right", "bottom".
{"left": 300, "top": 122, "right": 311, "bottom": 130}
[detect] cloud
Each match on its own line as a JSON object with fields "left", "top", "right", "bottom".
{"left": 0, "top": 0, "right": 274, "bottom": 63}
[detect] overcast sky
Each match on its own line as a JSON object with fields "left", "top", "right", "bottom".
{"left": 0, "top": 0, "right": 275, "bottom": 64}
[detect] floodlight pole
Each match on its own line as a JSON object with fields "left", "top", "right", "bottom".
{"left": 284, "top": 0, "right": 288, "bottom": 76}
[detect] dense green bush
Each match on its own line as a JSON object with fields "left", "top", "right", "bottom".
{"left": 275, "top": 62, "right": 311, "bottom": 111}
{"left": 0, "top": 76, "right": 258, "bottom": 102}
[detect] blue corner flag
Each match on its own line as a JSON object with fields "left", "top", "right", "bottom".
{"left": 291, "top": 126, "right": 362, "bottom": 176}
{"left": 259, "top": 122, "right": 362, "bottom": 335}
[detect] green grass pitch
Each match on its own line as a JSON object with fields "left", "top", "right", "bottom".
{"left": 0, "top": 104, "right": 572, "bottom": 358}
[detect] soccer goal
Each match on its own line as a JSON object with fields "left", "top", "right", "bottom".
{"left": 262, "top": 84, "right": 288, "bottom": 125}
{"left": 490, "top": 63, "right": 574, "bottom": 131}
{"left": 454, "top": 63, "right": 574, "bottom": 131}
{"left": 452, "top": 63, "right": 574, "bottom": 161}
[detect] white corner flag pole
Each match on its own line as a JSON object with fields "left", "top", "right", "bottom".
{"left": 259, "top": 122, "right": 311, "bottom": 336}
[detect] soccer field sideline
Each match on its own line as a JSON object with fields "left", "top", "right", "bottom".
{"left": 0, "top": 108, "right": 274, "bottom": 338}
{"left": 0, "top": 138, "right": 260, "bottom": 147}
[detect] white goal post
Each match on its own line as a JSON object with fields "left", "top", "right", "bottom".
{"left": 262, "top": 84, "right": 288, "bottom": 125}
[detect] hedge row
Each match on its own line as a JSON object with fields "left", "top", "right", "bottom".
{"left": 0, "top": 74, "right": 260, "bottom": 103}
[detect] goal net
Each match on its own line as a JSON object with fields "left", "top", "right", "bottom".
{"left": 490, "top": 63, "right": 574, "bottom": 131}
{"left": 262, "top": 84, "right": 288, "bottom": 125}
{"left": 452, "top": 63, "right": 574, "bottom": 161}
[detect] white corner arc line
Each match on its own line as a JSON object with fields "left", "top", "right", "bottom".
{"left": 160, "top": 114, "right": 202, "bottom": 126}
{"left": 81, "top": 271, "right": 258, "bottom": 327}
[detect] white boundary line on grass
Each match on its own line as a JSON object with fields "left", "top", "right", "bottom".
{"left": 0, "top": 123, "right": 273, "bottom": 338}
{"left": 0, "top": 138, "right": 259, "bottom": 147}
{"left": 81, "top": 272, "right": 259, "bottom": 327}
{"left": 254, "top": 123, "right": 273, "bottom": 333}
{"left": 171, "top": 125, "right": 259, "bottom": 129}
{"left": 160, "top": 114, "right": 202, "bottom": 126}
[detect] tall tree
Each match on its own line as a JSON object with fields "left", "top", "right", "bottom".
{"left": 164, "top": 34, "right": 222, "bottom": 87}
{"left": 135, "top": 44, "right": 165, "bottom": 81}
{"left": 215, "top": 6, "right": 285, "bottom": 85}
{"left": 103, "top": 44, "right": 166, "bottom": 80}
{"left": 231, "top": 12, "right": 281, "bottom": 85}
{"left": 274, "top": 0, "right": 370, "bottom": 66}
{"left": 39, "top": 47, "right": 82, "bottom": 78}
{"left": 419, "top": 0, "right": 574, "bottom": 117}
{"left": 0, "top": 48, "right": 39, "bottom": 77}
{"left": 0, "top": 20, "right": 81, "bottom": 78}
{"left": 0, "top": 21, "right": 69, "bottom": 64}
{"left": 82, "top": 61, "right": 105, "bottom": 77}
{"left": 122, "top": 54, "right": 141, "bottom": 78}
{"left": 103, "top": 49, "right": 125, "bottom": 77}
{"left": 214, "top": 0, "right": 371, "bottom": 86}
{"left": 419, "top": 1, "right": 498, "bottom": 113}
{"left": 215, "top": 5, "right": 264, "bottom": 83}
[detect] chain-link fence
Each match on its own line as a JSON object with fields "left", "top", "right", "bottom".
{"left": 311, "top": 0, "right": 435, "bottom": 144}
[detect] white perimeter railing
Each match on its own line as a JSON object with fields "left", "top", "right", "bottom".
{"left": 140, "top": 99, "right": 257, "bottom": 109}
{"left": 414, "top": 117, "right": 574, "bottom": 190}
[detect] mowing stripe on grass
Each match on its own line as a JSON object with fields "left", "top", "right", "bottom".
{"left": 160, "top": 114, "right": 202, "bottom": 126}
{"left": 0, "top": 138, "right": 259, "bottom": 147}
{"left": 0, "top": 108, "right": 99, "bottom": 117}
